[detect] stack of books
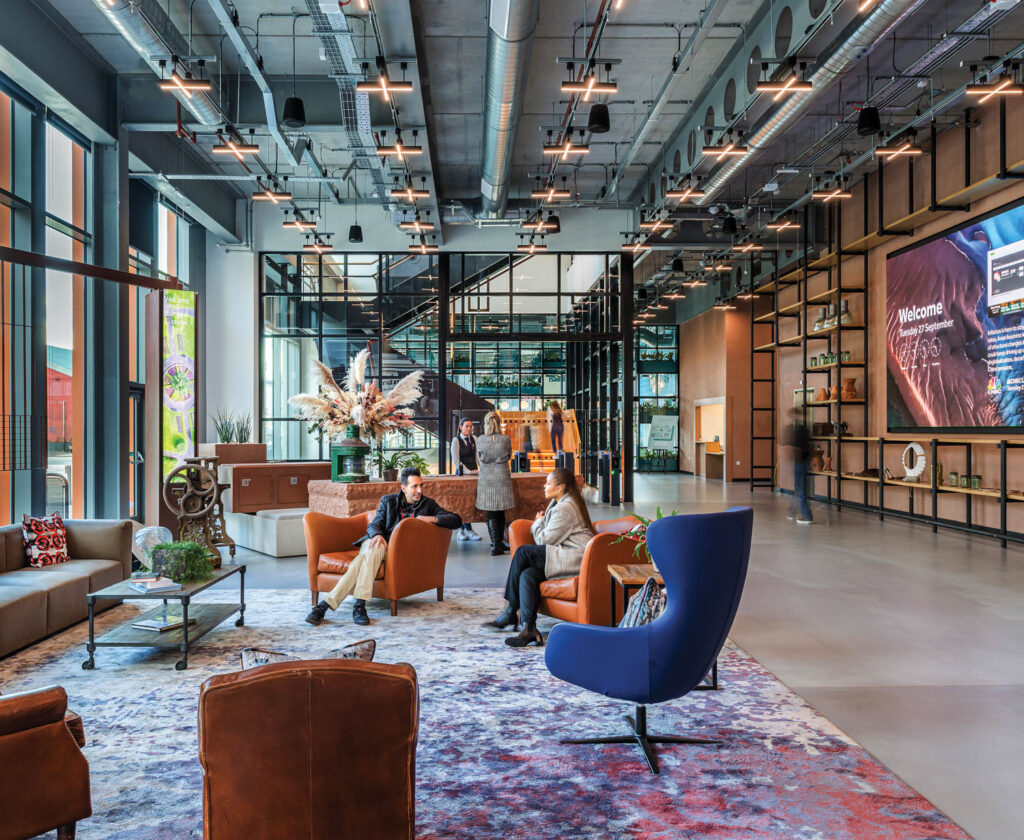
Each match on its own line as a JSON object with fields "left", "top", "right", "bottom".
{"left": 128, "top": 574, "right": 182, "bottom": 594}
{"left": 132, "top": 606, "right": 197, "bottom": 633}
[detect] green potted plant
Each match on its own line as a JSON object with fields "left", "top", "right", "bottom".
{"left": 374, "top": 450, "right": 404, "bottom": 482}
{"left": 400, "top": 452, "right": 431, "bottom": 476}
{"left": 149, "top": 541, "right": 215, "bottom": 583}
{"left": 199, "top": 409, "right": 267, "bottom": 464}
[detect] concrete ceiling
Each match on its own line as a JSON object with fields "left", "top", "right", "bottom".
{"left": 29, "top": 0, "right": 1024, "bottom": 236}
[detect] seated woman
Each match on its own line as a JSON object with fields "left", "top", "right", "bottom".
{"left": 483, "top": 467, "right": 595, "bottom": 648}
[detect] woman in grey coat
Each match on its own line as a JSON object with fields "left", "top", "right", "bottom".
{"left": 483, "top": 467, "right": 595, "bottom": 648}
{"left": 476, "top": 410, "right": 514, "bottom": 555}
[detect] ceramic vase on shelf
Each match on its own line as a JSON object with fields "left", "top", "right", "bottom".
{"left": 810, "top": 448, "right": 825, "bottom": 472}
{"left": 816, "top": 387, "right": 830, "bottom": 402}
{"left": 824, "top": 303, "right": 837, "bottom": 329}
{"left": 829, "top": 384, "right": 840, "bottom": 401}
{"left": 812, "top": 307, "right": 827, "bottom": 332}
{"left": 841, "top": 378, "right": 858, "bottom": 400}
{"left": 839, "top": 298, "right": 853, "bottom": 325}
{"left": 823, "top": 455, "right": 833, "bottom": 472}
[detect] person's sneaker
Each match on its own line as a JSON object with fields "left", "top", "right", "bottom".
{"left": 352, "top": 603, "right": 371, "bottom": 625}
{"left": 466, "top": 529, "right": 482, "bottom": 541}
{"left": 796, "top": 517, "right": 812, "bottom": 525}
{"left": 305, "top": 601, "right": 329, "bottom": 626}
{"left": 456, "top": 529, "right": 468, "bottom": 542}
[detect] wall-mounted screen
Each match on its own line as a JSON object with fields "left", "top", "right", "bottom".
{"left": 886, "top": 201, "right": 1024, "bottom": 430}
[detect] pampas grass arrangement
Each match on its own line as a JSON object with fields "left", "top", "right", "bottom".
{"left": 288, "top": 349, "right": 423, "bottom": 441}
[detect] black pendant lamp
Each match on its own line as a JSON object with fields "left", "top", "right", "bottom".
{"left": 671, "top": 257, "right": 684, "bottom": 273}
{"left": 547, "top": 212, "right": 561, "bottom": 234}
{"left": 722, "top": 214, "right": 738, "bottom": 235}
{"left": 857, "top": 106, "right": 881, "bottom": 136}
{"left": 348, "top": 187, "right": 363, "bottom": 244}
{"left": 282, "top": 18, "right": 306, "bottom": 129}
{"left": 587, "top": 102, "right": 610, "bottom": 134}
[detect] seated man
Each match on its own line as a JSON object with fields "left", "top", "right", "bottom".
{"left": 305, "top": 467, "right": 462, "bottom": 626}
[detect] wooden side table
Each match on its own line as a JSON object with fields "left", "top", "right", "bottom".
{"left": 607, "top": 562, "right": 719, "bottom": 690}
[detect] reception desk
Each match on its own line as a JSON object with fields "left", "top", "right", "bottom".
{"left": 695, "top": 441, "right": 725, "bottom": 480}
{"left": 308, "top": 473, "right": 582, "bottom": 523}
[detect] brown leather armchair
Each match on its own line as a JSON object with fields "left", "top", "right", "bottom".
{"left": 508, "top": 515, "right": 643, "bottom": 626}
{"left": 304, "top": 511, "right": 451, "bottom": 615}
{"left": 0, "top": 686, "right": 91, "bottom": 840}
{"left": 199, "top": 660, "right": 418, "bottom": 840}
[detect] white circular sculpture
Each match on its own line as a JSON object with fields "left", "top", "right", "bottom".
{"left": 901, "top": 442, "right": 926, "bottom": 482}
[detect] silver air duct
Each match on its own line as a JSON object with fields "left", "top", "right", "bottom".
{"left": 481, "top": 0, "right": 540, "bottom": 218}
{"left": 90, "top": 0, "right": 222, "bottom": 126}
{"left": 700, "top": 0, "right": 927, "bottom": 201}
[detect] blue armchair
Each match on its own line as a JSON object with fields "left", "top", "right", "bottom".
{"left": 544, "top": 507, "right": 754, "bottom": 773}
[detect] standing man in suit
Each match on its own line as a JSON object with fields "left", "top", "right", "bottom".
{"left": 451, "top": 417, "right": 482, "bottom": 542}
{"left": 305, "top": 468, "right": 461, "bottom": 626}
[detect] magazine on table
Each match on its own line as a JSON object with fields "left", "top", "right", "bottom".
{"left": 132, "top": 605, "right": 196, "bottom": 632}
{"left": 127, "top": 574, "right": 182, "bottom": 593}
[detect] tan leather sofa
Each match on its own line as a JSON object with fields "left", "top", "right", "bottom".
{"left": 200, "top": 659, "right": 418, "bottom": 840}
{"left": 303, "top": 511, "right": 451, "bottom": 615}
{"left": 0, "top": 685, "right": 91, "bottom": 840}
{"left": 0, "top": 520, "right": 133, "bottom": 658}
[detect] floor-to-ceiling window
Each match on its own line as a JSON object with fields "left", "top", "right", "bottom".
{"left": 44, "top": 120, "right": 90, "bottom": 516}
{"left": 635, "top": 325, "right": 679, "bottom": 472}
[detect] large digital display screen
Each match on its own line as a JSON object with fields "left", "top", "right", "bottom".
{"left": 886, "top": 202, "right": 1024, "bottom": 430}
{"left": 161, "top": 289, "right": 197, "bottom": 478}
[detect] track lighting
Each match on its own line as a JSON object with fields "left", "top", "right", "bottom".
{"left": 875, "top": 134, "right": 923, "bottom": 158}
{"left": 409, "top": 237, "right": 439, "bottom": 254}
{"left": 282, "top": 211, "right": 316, "bottom": 231}
{"left": 639, "top": 217, "right": 673, "bottom": 233}
{"left": 766, "top": 218, "right": 800, "bottom": 232}
{"left": 531, "top": 177, "right": 571, "bottom": 202}
{"left": 561, "top": 62, "right": 617, "bottom": 102}
{"left": 812, "top": 178, "right": 853, "bottom": 201}
{"left": 666, "top": 180, "right": 705, "bottom": 201}
{"left": 399, "top": 215, "right": 435, "bottom": 233}
{"left": 621, "top": 239, "right": 650, "bottom": 253}
{"left": 158, "top": 69, "right": 212, "bottom": 98}
{"left": 734, "top": 241, "right": 763, "bottom": 253}
{"left": 517, "top": 235, "right": 548, "bottom": 253}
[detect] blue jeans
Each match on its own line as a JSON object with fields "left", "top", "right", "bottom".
{"left": 790, "top": 460, "right": 812, "bottom": 521}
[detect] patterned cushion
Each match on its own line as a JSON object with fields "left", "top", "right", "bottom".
{"left": 239, "top": 638, "right": 377, "bottom": 670}
{"left": 22, "top": 513, "right": 70, "bottom": 568}
{"left": 618, "top": 577, "right": 666, "bottom": 628}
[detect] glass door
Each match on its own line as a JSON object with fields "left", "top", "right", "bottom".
{"left": 128, "top": 383, "right": 145, "bottom": 521}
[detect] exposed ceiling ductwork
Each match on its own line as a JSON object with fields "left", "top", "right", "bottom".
{"left": 90, "top": 0, "right": 222, "bottom": 126}
{"left": 480, "top": 0, "right": 541, "bottom": 218}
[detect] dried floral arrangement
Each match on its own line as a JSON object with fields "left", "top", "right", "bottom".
{"left": 288, "top": 348, "right": 423, "bottom": 441}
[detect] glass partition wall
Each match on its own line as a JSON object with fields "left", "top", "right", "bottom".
{"left": 259, "top": 251, "right": 632, "bottom": 497}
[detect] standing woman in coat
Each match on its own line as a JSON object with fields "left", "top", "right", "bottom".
{"left": 483, "top": 467, "right": 595, "bottom": 648}
{"left": 475, "top": 410, "right": 514, "bottom": 556}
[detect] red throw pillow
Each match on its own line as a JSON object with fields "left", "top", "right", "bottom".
{"left": 22, "top": 513, "right": 70, "bottom": 567}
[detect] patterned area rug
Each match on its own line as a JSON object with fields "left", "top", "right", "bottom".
{"left": 0, "top": 588, "right": 968, "bottom": 840}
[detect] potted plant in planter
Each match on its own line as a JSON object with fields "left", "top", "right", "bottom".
{"left": 374, "top": 450, "right": 404, "bottom": 482}
{"left": 199, "top": 409, "right": 268, "bottom": 465}
{"left": 400, "top": 452, "right": 431, "bottom": 476}
{"left": 149, "top": 540, "right": 215, "bottom": 583}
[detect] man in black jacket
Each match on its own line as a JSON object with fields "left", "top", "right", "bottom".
{"left": 305, "top": 467, "right": 462, "bottom": 626}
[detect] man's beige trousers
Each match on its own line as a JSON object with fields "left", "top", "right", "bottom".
{"left": 324, "top": 540, "right": 388, "bottom": 609}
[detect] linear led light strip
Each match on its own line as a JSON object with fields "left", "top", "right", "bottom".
{"left": 756, "top": 74, "right": 813, "bottom": 102}
{"left": 399, "top": 218, "right": 435, "bottom": 232}
{"left": 621, "top": 241, "right": 650, "bottom": 253}
{"left": 517, "top": 240, "right": 548, "bottom": 253}
{"left": 766, "top": 220, "right": 799, "bottom": 231}
{"left": 666, "top": 185, "right": 705, "bottom": 201}
{"left": 158, "top": 70, "right": 211, "bottom": 99}
{"left": 701, "top": 142, "right": 747, "bottom": 162}
{"left": 543, "top": 138, "right": 590, "bottom": 160}
{"left": 561, "top": 75, "right": 617, "bottom": 102}
{"left": 966, "top": 76, "right": 1024, "bottom": 103}
{"left": 531, "top": 185, "right": 571, "bottom": 202}
{"left": 875, "top": 141, "right": 922, "bottom": 158}
{"left": 639, "top": 219, "right": 672, "bottom": 232}
{"left": 391, "top": 185, "right": 430, "bottom": 202}
{"left": 734, "top": 242, "right": 763, "bottom": 253}
{"left": 212, "top": 135, "right": 259, "bottom": 160}
{"left": 355, "top": 75, "right": 414, "bottom": 102}
{"left": 252, "top": 180, "right": 292, "bottom": 203}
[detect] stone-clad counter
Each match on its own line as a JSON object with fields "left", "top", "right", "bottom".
{"left": 308, "top": 474, "right": 582, "bottom": 523}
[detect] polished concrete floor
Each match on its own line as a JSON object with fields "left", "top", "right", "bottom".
{"left": 235, "top": 475, "right": 1023, "bottom": 840}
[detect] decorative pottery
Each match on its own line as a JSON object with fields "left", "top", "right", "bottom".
{"left": 839, "top": 299, "right": 852, "bottom": 324}
{"left": 841, "top": 378, "right": 858, "bottom": 400}
{"left": 824, "top": 303, "right": 837, "bottom": 329}
{"left": 829, "top": 385, "right": 839, "bottom": 401}
{"left": 810, "top": 449, "right": 825, "bottom": 472}
{"left": 812, "top": 307, "right": 827, "bottom": 332}
{"left": 331, "top": 425, "right": 371, "bottom": 483}
{"left": 823, "top": 455, "right": 833, "bottom": 471}
{"left": 901, "top": 442, "right": 926, "bottom": 483}
{"left": 815, "top": 387, "right": 830, "bottom": 402}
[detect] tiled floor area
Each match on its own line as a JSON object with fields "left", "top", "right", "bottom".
{"left": 235, "top": 474, "right": 1024, "bottom": 840}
